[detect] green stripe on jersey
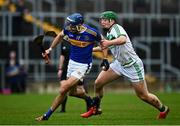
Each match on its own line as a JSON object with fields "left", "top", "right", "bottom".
{"left": 133, "top": 62, "right": 143, "bottom": 81}
{"left": 113, "top": 24, "right": 121, "bottom": 37}
{"left": 107, "top": 34, "right": 115, "bottom": 40}
{"left": 113, "top": 24, "right": 127, "bottom": 37}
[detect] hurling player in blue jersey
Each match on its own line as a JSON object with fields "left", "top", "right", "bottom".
{"left": 35, "top": 13, "right": 109, "bottom": 121}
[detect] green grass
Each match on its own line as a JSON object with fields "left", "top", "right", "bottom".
{"left": 0, "top": 92, "right": 180, "bottom": 125}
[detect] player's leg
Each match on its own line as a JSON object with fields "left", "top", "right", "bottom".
{"left": 94, "top": 68, "right": 120, "bottom": 111}
{"left": 35, "top": 76, "right": 79, "bottom": 121}
{"left": 95, "top": 68, "right": 120, "bottom": 98}
{"left": 81, "top": 68, "right": 120, "bottom": 118}
{"left": 67, "top": 59, "right": 93, "bottom": 111}
{"left": 60, "top": 95, "right": 67, "bottom": 112}
{"left": 69, "top": 82, "right": 93, "bottom": 111}
{"left": 60, "top": 71, "right": 68, "bottom": 113}
{"left": 83, "top": 80, "right": 88, "bottom": 93}
{"left": 127, "top": 60, "right": 169, "bottom": 119}
{"left": 69, "top": 81, "right": 86, "bottom": 98}
{"left": 132, "top": 80, "right": 169, "bottom": 119}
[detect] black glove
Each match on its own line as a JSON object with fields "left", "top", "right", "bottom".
{"left": 100, "top": 59, "right": 109, "bottom": 71}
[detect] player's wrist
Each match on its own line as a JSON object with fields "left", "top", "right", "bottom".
{"left": 49, "top": 47, "right": 52, "bottom": 52}
{"left": 58, "top": 67, "right": 62, "bottom": 70}
{"left": 103, "top": 58, "right": 108, "bottom": 61}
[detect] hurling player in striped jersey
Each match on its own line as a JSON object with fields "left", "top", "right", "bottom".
{"left": 81, "top": 11, "right": 169, "bottom": 119}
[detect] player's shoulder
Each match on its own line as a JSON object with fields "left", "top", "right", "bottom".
{"left": 84, "top": 24, "right": 100, "bottom": 37}
{"left": 111, "top": 23, "right": 124, "bottom": 30}
{"left": 63, "top": 28, "right": 68, "bottom": 35}
{"left": 110, "top": 23, "right": 125, "bottom": 34}
{"left": 84, "top": 24, "right": 98, "bottom": 31}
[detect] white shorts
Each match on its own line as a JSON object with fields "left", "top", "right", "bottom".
{"left": 110, "top": 59, "right": 145, "bottom": 82}
{"left": 67, "top": 59, "right": 92, "bottom": 81}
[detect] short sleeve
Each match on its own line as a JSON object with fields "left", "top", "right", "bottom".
{"left": 63, "top": 29, "right": 68, "bottom": 36}
{"left": 111, "top": 24, "right": 127, "bottom": 38}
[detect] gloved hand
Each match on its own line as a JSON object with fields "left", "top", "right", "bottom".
{"left": 100, "top": 58, "right": 109, "bottom": 71}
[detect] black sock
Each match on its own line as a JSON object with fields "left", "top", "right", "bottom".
{"left": 159, "top": 105, "right": 166, "bottom": 112}
{"left": 93, "top": 96, "right": 101, "bottom": 109}
{"left": 85, "top": 96, "right": 93, "bottom": 110}
{"left": 85, "top": 96, "right": 92, "bottom": 104}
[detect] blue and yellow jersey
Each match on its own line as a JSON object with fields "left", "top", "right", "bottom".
{"left": 63, "top": 24, "right": 101, "bottom": 64}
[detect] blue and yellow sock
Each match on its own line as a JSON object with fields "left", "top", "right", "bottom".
{"left": 44, "top": 108, "right": 53, "bottom": 119}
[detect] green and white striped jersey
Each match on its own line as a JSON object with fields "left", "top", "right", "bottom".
{"left": 107, "top": 24, "right": 140, "bottom": 67}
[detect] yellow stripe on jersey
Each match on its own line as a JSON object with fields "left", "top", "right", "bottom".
{"left": 85, "top": 28, "right": 97, "bottom": 37}
{"left": 68, "top": 38, "right": 93, "bottom": 47}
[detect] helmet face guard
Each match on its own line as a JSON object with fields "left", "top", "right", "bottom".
{"left": 65, "top": 13, "right": 84, "bottom": 33}
{"left": 65, "top": 20, "right": 81, "bottom": 33}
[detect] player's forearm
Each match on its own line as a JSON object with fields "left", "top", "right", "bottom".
{"left": 110, "top": 36, "right": 126, "bottom": 45}
{"left": 93, "top": 46, "right": 102, "bottom": 52}
{"left": 50, "top": 33, "right": 63, "bottom": 49}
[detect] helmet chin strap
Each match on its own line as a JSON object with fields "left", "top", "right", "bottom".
{"left": 108, "top": 19, "right": 116, "bottom": 32}
{"left": 102, "top": 28, "right": 109, "bottom": 33}
{"left": 101, "top": 20, "right": 115, "bottom": 33}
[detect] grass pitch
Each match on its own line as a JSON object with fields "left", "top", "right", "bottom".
{"left": 0, "top": 92, "right": 180, "bottom": 125}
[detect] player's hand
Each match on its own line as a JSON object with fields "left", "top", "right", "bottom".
{"left": 42, "top": 52, "right": 47, "bottom": 58}
{"left": 101, "top": 39, "right": 111, "bottom": 48}
{"left": 45, "top": 48, "right": 52, "bottom": 55}
{"left": 42, "top": 53, "right": 50, "bottom": 64}
{"left": 100, "top": 58, "right": 109, "bottom": 71}
{"left": 57, "top": 69, "right": 63, "bottom": 80}
{"left": 42, "top": 48, "right": 51, "bottom": 57}
{"left": 42, "top": 48, "right": 52, "bottom": 64}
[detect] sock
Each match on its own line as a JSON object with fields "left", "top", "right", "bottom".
{"left": 85, "top": 96, "right": 93, "bottom": 110}
{"left": 93, "top": 96, "right": 101, "bottom": 109}
{"left": 44, "top": 108, "right": 53, "bottom": 119}
{"left": 85, "top": 96, "right": 92, "bottom": 104}
{"left": 159, "top": 105, "right": 166, "bottom": 112}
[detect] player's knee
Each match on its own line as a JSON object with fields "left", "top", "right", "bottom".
{"left": 95, "top": 79, "right": 103, "bottom": 90}
{"left": 95, "top": 78, "right": 100, "bottom": 85}
{"left": 59, "top": 87, "right": 66, "bottom": 96}
{"left": 69, "top": 88, "right": 85, "bottom": 97}
{"left": 59, "top": 81, "right": 69, "bottom": 95}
